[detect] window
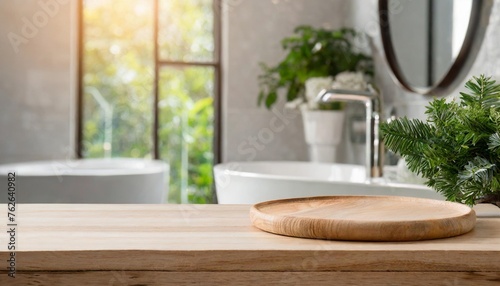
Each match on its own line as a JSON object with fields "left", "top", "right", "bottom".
{"left": 78, "top": 0, "right": 221, "bottom": 203}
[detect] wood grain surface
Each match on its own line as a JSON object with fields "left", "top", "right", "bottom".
{"left": 1, "top": 271, "right": 499, "bottom": 286}
{"left": 250, "top": 196, "right": 477, "bottom": 241}
{"left": 0, "top": 203, "right": 498, "bottom": 286}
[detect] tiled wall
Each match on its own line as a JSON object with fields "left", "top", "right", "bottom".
{"left": 0, "top": 0, "right": 76, "bottom": 164}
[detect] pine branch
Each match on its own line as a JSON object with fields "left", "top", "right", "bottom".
{"left": 381, "top": 117, "right": 434, "bottom": 155}
{"left": 458, "top": 157, "right": 496, "bottom": 184}
{"left": 425, "top": 98, "right": 458, "bottom": 128}
{"left": 460, "top": 75, "right": 500, "bottom": 109}
{"left": 488, "top": 133, "right": 500, "bottom": 153}
{"left": 382, "top": 75, "right": 500, "bottom": 206}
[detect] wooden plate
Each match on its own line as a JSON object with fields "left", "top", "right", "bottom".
{"left": 250, "top": 196, "right": 476, "bottom": 241}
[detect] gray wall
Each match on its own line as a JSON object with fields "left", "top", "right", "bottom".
{"left": 222, "top": 0, "right": 500, "bottom": 164}
{"left": 390, "top": 0, "right": 430, "bottom": 87}
{"left": 0, "top": 0, "right": 76, "bottom": 164}
{"left": 347, "top": 0, "right": 500, "bottom": 120}
{"left": 2, "top": 0, "right": 500, "bottom": 167}
{"left": 222, "top": 0, "right": 348, "bottom": 162}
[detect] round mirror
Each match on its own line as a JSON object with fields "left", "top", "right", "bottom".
{"left": 379, "top": 0, "right": 493, "bottom": 96}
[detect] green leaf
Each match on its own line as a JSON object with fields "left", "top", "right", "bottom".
{"left": 265, "top": 92, "right": 277, "bottom": 109}
{"left": 257, "top": 91, "right": 265, "bottom": 107}
{"left": 257, "top": 25, "right": 373, "bottom": 110}
{"left": 488, "top": 133, "right": 500, "bottom": 153}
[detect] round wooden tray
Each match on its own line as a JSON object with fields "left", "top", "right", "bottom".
{"left": 250, "top": 196, "right": 476, "bottom": 241}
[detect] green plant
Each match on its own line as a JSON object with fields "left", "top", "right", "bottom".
{"left": 381, "top": 75, "right": 500, "bottom": 206}
{"left": 83, "top": 1, "right": 215, "bottom": 204}
{"left": 257, "top": 25, "right": 374, "bottom": 110}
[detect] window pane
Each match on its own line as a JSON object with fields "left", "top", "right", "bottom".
{"left": 83, "top": 0, "right": 154, "bottom": 158}
{"left": 159, "top": 67, "right": 214, "bottom": 203}
{"left": 158, "top": 0, "right": 214, "bottom": 62}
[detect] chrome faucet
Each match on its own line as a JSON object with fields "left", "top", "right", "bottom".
{"left": 316, "top": 87, "right": 384, "bottom": 179}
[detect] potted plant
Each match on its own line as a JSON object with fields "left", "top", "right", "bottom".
{"left": 257, "top": 25, "right": 374, "bottom": 162}
{"left": 382, "top": 75, "right": 500, "bottom": 207}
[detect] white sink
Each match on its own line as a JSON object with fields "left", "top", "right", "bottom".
{"left": 214, "top": 161, "right": 444, "bottom": 204}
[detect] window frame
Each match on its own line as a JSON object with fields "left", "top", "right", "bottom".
{"left": 76, "top": 0, "right": 222, "bottom": 165}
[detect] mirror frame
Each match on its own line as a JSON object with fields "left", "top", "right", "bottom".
{"left": 379, "top": 0, "right": 493, "bottom": 96}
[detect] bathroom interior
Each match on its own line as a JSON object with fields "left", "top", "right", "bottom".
{"left": 2, "top": 0, "right": 500, "bottom": 284}
{"left": 1, "top": 0, "right": 499, "bottom": 205}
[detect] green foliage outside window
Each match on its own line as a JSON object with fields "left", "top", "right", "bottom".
{"left": 83, "top": 0, "right": 215, "bottom": 203}
{"left": 158, "top": 68, "right": 214, "bottom": 203}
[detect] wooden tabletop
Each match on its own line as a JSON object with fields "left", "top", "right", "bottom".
{"left": 1, "top": 203, "right": 500, "bottom": 273}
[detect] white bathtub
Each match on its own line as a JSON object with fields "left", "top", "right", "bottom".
{"left": 0, "top": 158, "right": 168, "bottom": 203}
{"left": 214, "top": 161, "right": 444, "bottom": 204}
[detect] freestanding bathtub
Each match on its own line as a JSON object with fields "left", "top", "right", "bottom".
{"left": 214, "top": 161, "right": 445, "bottom": 204}
{"left": 0, "top": 158, "right": 168, "bottom": 203}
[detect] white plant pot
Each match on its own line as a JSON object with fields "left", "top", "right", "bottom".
{"left": 301, "top": 109, "right": 345, "bottom": 163}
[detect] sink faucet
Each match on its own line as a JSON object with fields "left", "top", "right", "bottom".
{"left": 316, "top": 87, "right": 384, "bottom": 179}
